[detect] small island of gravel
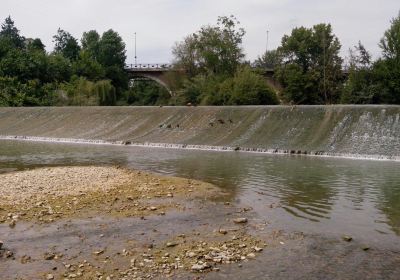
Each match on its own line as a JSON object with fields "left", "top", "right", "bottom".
{"left": 0, "top": 166, "right": 274, "bottom": 280}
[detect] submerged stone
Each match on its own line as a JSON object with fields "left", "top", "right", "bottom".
{"left": 342, "top": 235, "right": 353, "bottom": 242}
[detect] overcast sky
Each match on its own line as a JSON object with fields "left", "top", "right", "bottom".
{"left": 1, "top": 0, "right": 399, "bottom": 64}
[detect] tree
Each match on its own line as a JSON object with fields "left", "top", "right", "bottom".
{"left": 97, "top": 30, "right": 128, "bottom": 95}
{"left": 380, "top": 12, "right": 400, "bottom": 61}
{"left": 0, "top": 16, "right": 25, "bottom": 49}
{"left": 276, "top": 24, "right": 343, "bottom": 104}
{"left": 124, "top": 80, "right": 170, "bottom": 106}
{"left": 253, "top": 49, "right": 282, "bottom": 69}
{"left": 72, "top": 50, "right": 105, "bottom": 81}
{"left": 53, "top": 28, "right": 80, "bottom": 60}
{"left": 341, "top": 42, "right": 376, "bottom": 104}
{"left": 47, "top": 53, "right": 72, "bottom": 82}
{"left": 98, "top": 30, "right": 126, "bottom": 68}
{"left": 173, "top": 15, "right": 245, "bottom": 77}
{"left": 0, "top": 47, "right": 46, "bottom": 82}
{"left": 81, "top": 30, "right": 100, "bottom": 59}
{"left": 372, "top": 12, "right": 400, "bottom": 104}
{"left": 27, "top": 38, "right": 46, "bottom": 52}
{"left": 172, "top": 35, "right": 198, "bottom": 77}
{"left": 225, "top": 66, "right": 278, "bottom": 105}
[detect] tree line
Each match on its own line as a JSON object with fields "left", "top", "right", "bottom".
{"left": 0, "top": 16, "right": 127, "bottom": 106}
{"left": 0, "top": 13, "right": 399, "bottom": 106}
{"left": 173, "top": 13, "right": 400, "bottom": 105}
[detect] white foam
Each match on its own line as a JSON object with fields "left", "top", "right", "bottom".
{"left": 0, "top": 135, "right": 399, "bottom": 162}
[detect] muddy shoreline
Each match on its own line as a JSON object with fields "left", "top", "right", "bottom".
{"left": 1, "top": 166, "right": 399, "bottom": 280}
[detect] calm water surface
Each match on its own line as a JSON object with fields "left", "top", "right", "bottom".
{"left": 1, "top": 140, "right": 399, "bottom": 247}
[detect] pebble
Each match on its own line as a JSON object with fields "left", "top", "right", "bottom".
{"left": 44, "top": 252, "right": 56, "bottom": 260}
{"left": 342, "top": 235, "right": 353, "bottom": 242}
{"left": 253, "top": 246, "right": 263, "bottom": 252}
{"left": 247, "top": 253, "right": 256, "bottom": 259}
{"left": 186, "top": 252, "right": 196, "bottom": 258}
{"left": 9, "top": 220, "right": 16, "bottom": 228}
{"left": 233, "top": 218, "right": 248, "bottom": 224}
{"left": 362, "top": 245, "right": 370, "bottom": 251}
{"left": 93, "top": 250, "right": 104, "bottom": 256}
{"left": 166, "top": 242, "right": 178, "bottom": 247}
{"left": 191, "top": 262, "right": 211, "bottom": 271}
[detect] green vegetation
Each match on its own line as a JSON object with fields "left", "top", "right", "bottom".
{"left": 274, "top": 24, "right": 343, "bottom": 104}
{"left": 0, "top": 16, "right": 125, "bottom": 106}
{"left": 172, "top": 16, "right": 278, "bottom": 105}
{"left": 1, "top": 12, "right": 400, "bottom": 106}
{"left": 341, "top": 13, "right": 400, "bottom": 104}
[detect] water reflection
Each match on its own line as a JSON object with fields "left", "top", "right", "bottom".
{"left": 0, "top": 140, "right": 399, "bottom": 242}
{"left": 379, "top": 181, "right": 400, "bottom": 235}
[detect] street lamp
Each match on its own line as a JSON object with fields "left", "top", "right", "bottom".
{"left": 134, "top": 32, "right": 137, "bottom": 66}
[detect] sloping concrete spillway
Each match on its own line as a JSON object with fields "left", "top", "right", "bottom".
{"left": 0, "top": 105, "right": 399, "bottom": 160}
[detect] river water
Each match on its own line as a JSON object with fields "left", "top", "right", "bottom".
{"left": 1, "top": 139, "right": 399, "bottom": 248}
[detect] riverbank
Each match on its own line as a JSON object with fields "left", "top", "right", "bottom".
{"left": 1, "top": 165, "right": 399, "bottom": 279}
{"left": 0, "top": 166, "right": 272, "bottom": 280}
{"left": 0, "top": 166, "right": 221, "bottom": 223}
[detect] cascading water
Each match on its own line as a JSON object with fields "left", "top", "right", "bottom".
{"left": 0, "top": 105, "right": 399, "bottom": 160}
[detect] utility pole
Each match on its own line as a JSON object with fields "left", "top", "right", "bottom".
{"left": 323, "top": 31, "right": 327, "bottom": 103}
{"left": 266, "top": 30, "right": 269, "bottom": 54}
{"left": 134, "top": 32, "right": 137, "bottom": 66}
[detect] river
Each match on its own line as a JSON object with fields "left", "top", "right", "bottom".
{"left": 1, "top": 139, "right": 399, "bottom": 249}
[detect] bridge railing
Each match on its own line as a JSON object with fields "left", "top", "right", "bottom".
{"left": 125, "top": 63, "right": 173, "bottom": 70}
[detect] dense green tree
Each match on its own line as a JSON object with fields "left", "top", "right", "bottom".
{"left": 47, "top": 53, "right": 72, "bottom": 82}
{"left": 373, "top": 12, "right": 400, "bottom": 104}
{"left": 98, "top": 30, "right": 126, "bottom": 68}
{"left": 124, "top": 80, "right": 170, "bottom": 106}
{"left": 232, "top": 67, "right": 278, "bottom": 105}
{"left": 60, "top": 77, "right": 116, "bottom": 106}
{"left": 0, "top": 47, "right": 47, "bottom": 82}
{"left": 0, "top": 77, "right": 25, "bottom": 106}
{"left": 0, "top": 16, "right": 25, "bottom": 49}
{"left": 72, "top": 50, "right": 105, "bottom": 81}
{"left": 27, "top": 38, "right": 46, "bottom": 52}
{"left": 380, "top": 12, "right": 400, "bottom": 61}
{"left": 341, "top": 42, "right": 376, "bottom": 104}
{"left": 253, "top": 49, "right": 282, "bottom": 69}
{"left": 53, "top": 28, "right": 81, "bottom": 61}
{"left": 81, "top": 30, "right": 100, "bottom": 59}
{"left": 172, "top": 35, "right": 198, "bottom": 77}
{"left": 185, "top": 74, "right": 224, "bottom": 105}
{"left": 276, "top": 24, "right": 343, "bottom": 104}
{"left": 97, "top": 30, "right": 128, "bottom": 95}
{"left": 173, "top": 16, "right": 245, "bottom": 77}
{"left": 180, "top": 66, "right": 278, "bottom": 105}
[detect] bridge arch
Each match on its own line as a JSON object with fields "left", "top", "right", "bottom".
{"left": 128, "top": 73, "right": 173, "bottom": 96}
{"left": 125, "top": 64, "right": 176, "bottom": 96}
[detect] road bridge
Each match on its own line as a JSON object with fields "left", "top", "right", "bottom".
{"left": 125, "top": 64, "right": 177, "bottom": 95}
{"left": 124, "top": 64, "right": 348, "bottom": 96}
{"left": 124, "top": 63, "right": 282, "bottom": 95}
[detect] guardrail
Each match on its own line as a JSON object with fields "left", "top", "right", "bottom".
{"left": 125, "top": 63, "right": 173, "bottom": 70}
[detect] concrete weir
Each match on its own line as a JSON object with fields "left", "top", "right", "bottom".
{"left": 0, "top": 105, "right": 399, "bottom": 160}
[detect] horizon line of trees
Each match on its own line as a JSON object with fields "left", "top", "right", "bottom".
{"left": 172, "top": 12, "right": 400, "bottom": 105}
{"left": 0, "top": 12, "right": 400, "bottom": 107}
